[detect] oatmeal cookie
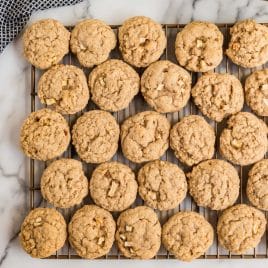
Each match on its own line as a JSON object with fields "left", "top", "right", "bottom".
{"left": 219, "top": 112, "right": 267, "bottom": 166}
{"left": 175, "top": 21, "right": 223, "bottom": 72}
{"left": 170, "top": 115, "right": 215, "bottom": 166}
{"left": 70, "top": 19, "right": 116, "bottom": 68}
{"left": 89, "top": 59, "right": 140, "bottom": 112}
{"left": 19, "top": 208, "right": 66, "bottom": 258}
{"left": 162, "top": 211, "right": 214, "bottom": 261}
{"left": 72, "top": 110, "right": 119, "bottom": 163}
{"left": 23, "top": 19, "right": 70, "bottom": 69}
{"left": 141, "top": 60, "right": 191, "bottom": 113}
{"left": 118, "top": 16, "right": 166, "bottom": 67}
{"left": 120, "top": 111, "right": 170, "bottom": 163}
{"left": 20, "top": 108, "right": 70, "bottom": 161}
{"left": 115, "top": 206, "right": 161, "bottom": 259}
{"left": 68, "top": 205, "right": 116, "bottom": 259}
{"left": 226, "top": 19, "right": 268, "bottom": 68}
{"left": 138, "top": 160, "right": 187, "bottom": 210}
{"left": 217, "top": 204, "right": 266, "bottom": 254}
{"left": 187, "top": 159, "right": 239, "bottom": 210}
{"left": 245, "top": 69, "right": 268, "bottom": 116}
{"left": 90, "top": 161, "right": 137, "bottom": 211}
{"left": 38, "top": 65, "right": 89, "bottom": 114}
{"left": 247, "top": 159, "right": 268, "bottom": 211}
{"left": 192, "top": 73, "right": 244, "bottom": 122}
{"left": 41, "top": 159, "right": 88, "bottom": 208}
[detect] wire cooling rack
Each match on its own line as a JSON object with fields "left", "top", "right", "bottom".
{"left": 28, "top": 23, "right": 268, "bottom": 259}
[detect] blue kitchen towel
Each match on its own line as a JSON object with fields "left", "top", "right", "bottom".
{"left": 0, "top": 0, "right": 82, "bottom": 53}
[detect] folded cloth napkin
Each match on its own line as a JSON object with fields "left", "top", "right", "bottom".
{"left": 0, "top": 0, "right": 82, "bottom": 53}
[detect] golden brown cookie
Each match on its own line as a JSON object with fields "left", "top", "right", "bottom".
{"left": 89, "top": 59, "right": 140, "bottom": 112}
{"left": 192, "top": 73, "right": 244, "bottom": 122}
{"left": 162, "top": 211, "right": 214, "bottom": 261}
{"left": 70, "top": 19, "right": 116, "bottom": 68}
{"left": 118, "top": 16, "right": 166, "bottom": 67}
{"left": 38, "top": 65, "right": 89, "bottom": 114}
{"left": 141, "top": 60, "right": 191, "bottom": 113}
{"left": 226, "top": 19, "right": 268, "bottom": 68}
{"left": 120, "top": 111, "right": 170, "bottom": 163}
{"left": 41, "top": 159, "right": 88, "bottom": 208}
{"left": 115, "top": 206, "right": 161, "bottom": 259}
{"left": 175, "top": 21, "right": 223, "bottom": 72}
{"left": 217, "top": 204, "right": 266, "bottom": 254}
{"left": 72, "top": 110, "right": 119, "bottom": 163}
{"left": 68, "top": 205, "right": 116, "bottom": 259}
{"left": 19, "top": 208, "right": 67, "bottom": 258}
{"left": 138, "top": 160, "right": 187, "bottom": 210}
{"left": 20, "top": 108, "right": 70, "bottom": 161}
{"left": 90, "top": 161, "right": 137, "bottom": 211}
{"left": 23, "top": 19, "right": 70, "bottom": 69}
{"left": 219, "top": 112, "right": 267, "bottom": 166}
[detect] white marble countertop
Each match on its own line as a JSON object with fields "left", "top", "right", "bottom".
{"left": 1, "top": 0, "right": 268, "bottom": 267}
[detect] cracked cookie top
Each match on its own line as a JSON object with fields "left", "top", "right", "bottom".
{"left": 70, "top": 19, "right": 116, "bottom": 68}
{"left": 115, "top": 206, "right": 161, "bottom": 259}
{"left": 120, "top": 111, "right": 170, "bottom": 163}
{"left": 219, "top": 112, "right": 267, "bottom": 166}
{"left": 20, "top": 108, "right": 70, "bottom": 161}
{"left": 68, "top": 205, "right": 116, "bottom": 259}
{"left": 226, "top": 19, "right": 268, "bottom": 68}
{"left": 90, "top": 161, "right": 137, "bottom": 212}
{"left": 170, "top": 115, "right": 215, "bottom": 166}
{"left": 118, "top": 16, "right": 166, "bottom": 67}
{"left": 247, "top": 159, "right": 268, "bottom": 211}
{"left": 217, "top": 204, "right": 266, "bottom": 254}
{"left": 187, "top": 159, "right": 240, "bottom": 210}
{"left": 192, "top": 73, "right": 244, "bottom": 122}
{"left": 175, "top": 21, "right": 223, "bottom": 72}
{"left": 23, "top": 19, "right": 70, "bottom": 69}
{"left": 162, "top": 211, "right": 214, "bottom": 261}
{"left": 41, "top": 158, "right": 88, "bottom": 208}
{"left": 138, "top": 160, "right": 187, "bottom": 210}
{"left": 38, "top": 65, "right": 89, "bottom": 114}
{"left": 19, "top": 208, "right": 67, "bottom": 258}
{"left": 141, "top": 60, "right": 191, "bottom": 113}
{"left": 89, "top": 59, "right": 140, "bottom": 112}
{"left": 72, "top": 110, "right": 119, "bottom": 163}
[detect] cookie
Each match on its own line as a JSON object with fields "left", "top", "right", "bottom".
{"left": 41, "top": 158, "right": 88, "bottom": 208}
{"left": 23, "top": 19, "right": 70, "bottom": 69}
{"left": 192, "top": 73, "right": 244, "bottom": 122}
{"left": 162, "top": 211, "right": 214, "bottom": 261}
{"left": 72, "top": 110, "right": 119, "bottom": 163}
{"left": 141, "top": 60, "right": 191, "bottom": 113}
{"left": 217, "top": 204, "right": 266, "bottom": 254}
{"left": 19, "top": 208, "right": 66, "bottom": 258}
{"left": 70, "top": 19, "right": 116, "bottom": 68}
{"left": 120, "top": 111, "right": 170, "bottom": 163}
{"left": 220, "top": 112, "right": 267, "bottom": 166}
{"left": 90, "top": 161, "right": 137, "bottom": 212}
{"left": 175, "top": 21, "right": 223, "bottom": 72}
{"left": 226, "top": 19, "right": 268, "bottom": 68}
{"left": 68, "top": 205, "right": 116, "bottom": 259}
{"left": 137, "top": 160, "right": 187, "bottom": 210}
{"left": 20, "top": 108, "right": 70, "bottom": 161}
{"left": 118, "top": 16, "right": 166, "bottom": 67}
{"left": 115, "top": 206, "right": 161, "bottom": 259}
{"left": 247, "top": 159, "right": 268, "bottom": 211}
{"left": 187, "top": 159, "right": 239, "bottom": 210}
{"left": 38, "top": 65, "right": 89, "bottom": 114}
{"left": 89, "top": 59, "right": 140, "bottom": 112}
{"left": 245, "top": 69, "right": 268, "bottom": 116}
{"left": 170, "top": 115, "right": 215, "bottom": 166}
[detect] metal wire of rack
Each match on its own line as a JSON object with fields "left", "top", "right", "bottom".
{"left": 28, "top": 23, "right": 268, "bottom": 260}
